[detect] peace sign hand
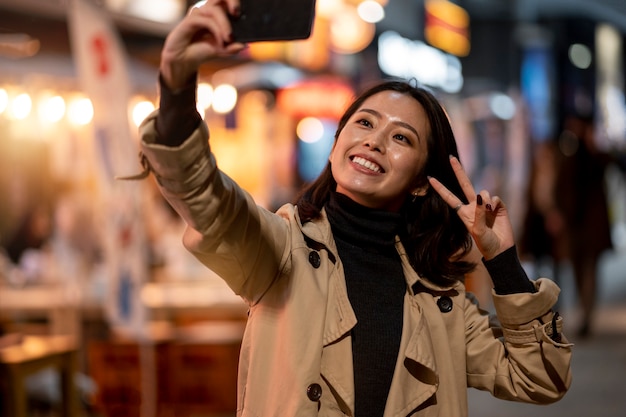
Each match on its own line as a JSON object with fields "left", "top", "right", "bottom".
{"left": 428, "top": 156, "right": 515, "bottom": 260}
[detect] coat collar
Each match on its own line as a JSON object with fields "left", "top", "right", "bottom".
{"left": 296, "top": 206, "right": 462, "bottom": 295}
{"left": 296, "top": 207, "right": 335, "bottom": 251}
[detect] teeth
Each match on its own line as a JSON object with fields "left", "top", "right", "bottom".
{"left": 352, "top": 156, "right": 381, "bottom": 173}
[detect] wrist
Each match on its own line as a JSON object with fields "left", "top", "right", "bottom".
{"left": 483, "top": 245, "right": 535, "bottom": 294}
{"left": 160, "top": 60, "right": 197, "bottom": 91}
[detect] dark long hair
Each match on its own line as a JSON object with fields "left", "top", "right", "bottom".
{"left": 294, "top": 80, "right": 475, "bottom": 285}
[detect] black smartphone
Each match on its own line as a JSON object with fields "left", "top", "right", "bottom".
{"left": 230, "top": 0, "right": 317, "bottom": 43}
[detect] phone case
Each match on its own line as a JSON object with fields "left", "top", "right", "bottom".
{"left": 230, "top": 0, "right": 317, "bottom": 43}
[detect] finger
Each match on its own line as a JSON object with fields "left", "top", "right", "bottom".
{"left": 179, "top": 17, "right": 233, "bottom": 56}
{"left": 489, "top": 195, "right": 505, "bottom": 212}
{"left": 481, "top": 190, "right": 493, "bottom": 212}
{"left": 219, "top": 42, "right": 247, "bottom": 55}
{"left": 449, "top": 156, "right": 476, "bottom": 203}
{"left": 191, "top": 1, "right": 234, "bottom": 45}
{"left": 478, "top": 191, "right": 500, "bottom": 230}
{"left": 224, "top": 0, "right": 242, "bottom": 16}
{"left": 428, "top": 176, "right": 464, "bottom": 209}
{"left": 473, "top": 192, "right": 487, "bottom": 234}
{"left": 189, "top": 0, "right": 229, "bottom": 12}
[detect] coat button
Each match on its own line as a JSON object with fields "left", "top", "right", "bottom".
{"left": 437, "top": 296, "right": 453, "bottom": 313}
{"left": 309, "top": 251, "right": 321, "bottom": 268}
{"left": 307, "top": 383, "right": 322, "bottom": 401}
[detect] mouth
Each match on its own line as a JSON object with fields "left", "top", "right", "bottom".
{"left": 351, "top": 156, "right": 384, "bottom": 173}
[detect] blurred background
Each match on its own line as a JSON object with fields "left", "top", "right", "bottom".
{"left": 0, "top": 0, "right": 625, "bottom": 416}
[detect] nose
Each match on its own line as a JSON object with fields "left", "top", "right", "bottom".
{"left": 364, "top": 132, "right": 385, "bottom": 153}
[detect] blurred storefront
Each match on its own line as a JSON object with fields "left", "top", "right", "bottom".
{"left": 1, "top": 0, "right": 626, "bottom": 416}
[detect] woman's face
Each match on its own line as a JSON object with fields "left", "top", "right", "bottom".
{"left": 329, "top": 90, "right": 430, "bottom": 212}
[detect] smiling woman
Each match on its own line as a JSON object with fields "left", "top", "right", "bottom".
{"left": 135, "top": 1, "right": 573, "bottom": 416}
{"left": 329, "top": 90, "right": 430, "bottom": 212}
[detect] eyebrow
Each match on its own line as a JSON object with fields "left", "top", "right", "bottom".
{"left": 359, "top": 108, "right": 421, "bottom": 142}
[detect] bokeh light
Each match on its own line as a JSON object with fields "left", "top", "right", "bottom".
{"left": 297, "top": 117, "right": 325, "bottom": 143}
{"left": 212, "top": 84, "right": 237, "bottom": 114}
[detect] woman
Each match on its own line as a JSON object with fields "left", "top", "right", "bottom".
{"left": 137, "top": 1, "right": 572, "bottom": 415}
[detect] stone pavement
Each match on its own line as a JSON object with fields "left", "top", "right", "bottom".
{"left": 468, "top": 249, "right": 626, "bottom": 416}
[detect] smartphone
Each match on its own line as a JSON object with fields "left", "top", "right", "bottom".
{"left": 230, "top": 0, "right": 317, "bottom": 43}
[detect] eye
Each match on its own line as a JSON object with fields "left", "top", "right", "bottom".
{"left": 357, "top": 118, "right": 372, "bottom": 128}
{"left": 394, "top": 133, "right": 411, "bottom": 144}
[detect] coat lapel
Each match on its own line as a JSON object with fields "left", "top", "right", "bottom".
{"left": 384, "top": 293, "right": 439, "bottom": 417}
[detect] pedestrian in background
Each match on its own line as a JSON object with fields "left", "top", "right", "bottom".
{"left": 554, "top": 114, "right": 614, "bottom": 338}
{"left": 519, "top": 140, "right": 566, "bottom": 298}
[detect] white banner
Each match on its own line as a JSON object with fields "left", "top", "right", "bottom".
{"left": 67, "top": 0, "right": 148, "bottom": 339}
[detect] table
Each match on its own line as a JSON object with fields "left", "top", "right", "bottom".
{"left": 0, "top": 335, "right": 79, "bottom": 417}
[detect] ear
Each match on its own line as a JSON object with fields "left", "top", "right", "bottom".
{"left": 328, "top": 141, "right": 338, "bottom": 162}
{"left": 411, "top": 184, "right": 428, "bottom": 197}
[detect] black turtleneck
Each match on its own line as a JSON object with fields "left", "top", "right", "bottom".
{"left": 326, "top": 192, "right": 405, "bottom": 417}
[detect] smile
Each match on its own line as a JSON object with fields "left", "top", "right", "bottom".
{"left": 352, "top": 156, "right": 383, "bottom": 173}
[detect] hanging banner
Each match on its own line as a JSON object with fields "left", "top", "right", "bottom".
{"left": 67, "top": 0, "right": 149, "bottom": 339}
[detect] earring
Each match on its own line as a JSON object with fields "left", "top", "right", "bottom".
{"left": 411, "top": 192, "right": 419, "bottom": 203}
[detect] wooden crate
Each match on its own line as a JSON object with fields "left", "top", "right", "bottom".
{"left": 87, "top": 324, "right": 242, "bottom": 417}
{"left": 166, "top": 341, "right": 240, "bottom": 415}
{"left": 87, "top": 340, "right": 172, "bottom": 417}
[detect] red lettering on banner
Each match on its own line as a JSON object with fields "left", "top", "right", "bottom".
{"left": 91, "top": 34, "right": 110, "bottom": 77}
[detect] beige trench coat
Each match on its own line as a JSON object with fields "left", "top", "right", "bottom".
{"left": 140, "top": 113, "right": 572, "bottom": 417}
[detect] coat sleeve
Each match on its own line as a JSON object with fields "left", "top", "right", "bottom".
{"left": 464, "top": 276, "right": 573, "bottom": 404}
{"left": 139, "top": 111, "right": 291, "bottom": 304}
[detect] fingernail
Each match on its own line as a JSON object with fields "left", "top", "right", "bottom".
{"left": 486, "top": 203, "right": 492, "bottom": 211}
{"left": 476, "top": 195, "right": 483, "bottom": 206}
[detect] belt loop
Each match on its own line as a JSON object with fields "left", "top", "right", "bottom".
{"left": 551, "top": 312, "right": 561, "bottom": 343}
